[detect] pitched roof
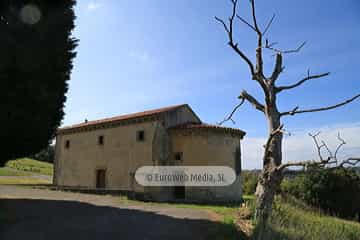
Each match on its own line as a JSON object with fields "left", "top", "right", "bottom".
{"left": 170, "top": 122, "right": 246, "bottom": 138}
{"left": 58, "top": 104, "right": 188, "bottom": 134}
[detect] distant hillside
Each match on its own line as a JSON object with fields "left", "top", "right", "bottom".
{"left": 3, "top": 158, "right": 53, "bottom": 176}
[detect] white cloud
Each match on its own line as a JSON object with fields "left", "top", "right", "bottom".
{"left": 242, "top": 122, "right": 360, "bottom": 169}
{"left": 87, "top": 2, "right": 103, "bottom": 11}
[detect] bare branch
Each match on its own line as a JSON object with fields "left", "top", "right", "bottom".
{"left": 219, "top": 89, "right": 266, "bottom": 125}
{"left": 249, "top": 0, "right": 261, "bottom": 34}
{"left": 219, "top": 89, "right": 265, "bottom": 125}
{"left": 278, "top": 154, "right": 336, "bottom": 172}
{"left": 239, "top": 90, "right": 265, "bottom": 112}
{"left": 334, "top": 133, "right": 346, "bottom": 159}
{"left": 281, "top": 93, "right": 360, "bottom": 116}
{"left": 214, "top": 0, "right": 256, "bottom": 76}
{"left": 276, "top": 72, "right": 330, "bottom": 93}
{"left": 250, "top": 0, "right": 265, "bottom": 78}
{"left": 229, "top": 42, "right": 256, "bottom": 76}
{"left": 236, "top": 14, "right": 257, "bottom": 32}
{"left": 282, "top": 41, "right": 306, "bottom": 54}
{"left": 266, "top": 41, "right": 278, "bottom": 48}
{"left": 214, "top": 17, "right": 229, "bottom": 34}
{"left": 262, "top": 14, "right": 276, "bottom": 35}
{"left": 278, "top": 160, "right": 327, "bottom": 171}
{"left": 321, "top": 140, "right": 333, "bottom": 159}
{"left": 228, "top": 0, "right": 237, "bottom": 40}
{"left": 339, "top": 158, "right": 360, "bottom": 167}
{"left": 218, "top": 98, "right": 245, "bottom": 125}
{"left": 215, "top": 0, "right": 270, "bottom": 94}
{"left": 265, "top": 41, "right": 306, "bottom": 84}
{"left": 269, "top": 53, "right": 283, "bottom": 84}
{"left": 264, "top": 41, "right": 307, "bottom": 55}
{"left": 278, "top": 132, "right": 360, "bottom": 171}
{"left": 309, "top": 132, "right": 325, "bottom": 161}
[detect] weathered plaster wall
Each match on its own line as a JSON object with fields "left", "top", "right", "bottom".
{"left": 170, "top": 130, "right": 242, "bottom": 202}
{"left": 162, "top": 105, "right": 201, "bottom": 128}
{"left": 54, "top": 105, "right": 201, "bottom": 194}
{"left": 145, "top": 122, "right": 174, "bottom": 201}
{"left": 54, "top": 105, "right": 243, "bottom": 202}
{"left": 55, "top": 121, "right": 158, "bottom": 192}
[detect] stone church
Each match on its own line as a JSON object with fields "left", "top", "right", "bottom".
{"left": 54, "top": 104, "right": 246, "bottom": 202}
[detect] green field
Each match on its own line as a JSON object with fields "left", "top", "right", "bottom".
{"left": 0, "top": 167, "right": 32, "bottom": 176}
{"left": 3, "top": 158, "right": 53, "bottom": 176}
{"left": 268, "top": 196, "right": 360, "bottom": 240}
{"left": 0, "top": 158, "right": 53, "bottom": 185}
{"left": 0, "top": 177, "right": 51, "bottom": 185}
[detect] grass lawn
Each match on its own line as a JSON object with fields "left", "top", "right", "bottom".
{"left": 4, "top": 158, "right": 53, "bottom": 176}
{"left": 268, "top": 196, "right": 360, "bottom": 240}
{"left": 0, "top": 158, "right": 53, "bottom": 185}
{"left": 0, "top": 167, "right": 32, "bottom": 176}
{"left": 0, "top": 177, "right": 51, "bottom": 185}
{"left": 119, "top": 196, "right": 241, "bottom": 216}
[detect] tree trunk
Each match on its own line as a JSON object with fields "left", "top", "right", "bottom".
{"left": 254, "top": 168, "right": 282, "bottom": 239}
{"left": 253, "top": 107, "right": 283, "bottom": 239}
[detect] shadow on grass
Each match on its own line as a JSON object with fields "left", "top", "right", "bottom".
{"left": 0, "top": 198, "right": 247, "bottom": 240}
{"left": 251, "top": 224, "right": 292, "bottom": 240}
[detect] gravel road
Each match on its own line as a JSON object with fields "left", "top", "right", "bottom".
{"left": 0, "top": 185, "right": 224, "bottom": 240}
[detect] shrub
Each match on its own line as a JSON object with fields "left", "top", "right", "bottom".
{"left": 32, "top": 145, "right": 55, "bottom": 163}
{"left": 281, "top": 168, "right": 360, "bottom": 221}
{"left": 242, "top": 170, "right": 259, "bottom": 195}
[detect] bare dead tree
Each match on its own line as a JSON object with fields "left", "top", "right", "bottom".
{"left": 215, "top": 0, "right": 360, "bottom": 238}
{"left": 278, "top": 132, "right": 360, "bottom": 171}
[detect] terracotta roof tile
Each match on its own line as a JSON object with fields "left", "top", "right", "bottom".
{"left": 58, "top": 104, "right": 187, "bottom": 133}
{"left": 170, "top": 122, "right": 246, "bottom": 138}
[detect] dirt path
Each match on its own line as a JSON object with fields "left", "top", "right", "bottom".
{"left": 0, "top": 185, "right": 223, "bottom": 240}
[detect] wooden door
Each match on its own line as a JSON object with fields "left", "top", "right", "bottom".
{"left": 174, "top": 186, "right": 185, "bottom": 199}
{"left": 96, "top": 169, "right": 106, "bottom": 188}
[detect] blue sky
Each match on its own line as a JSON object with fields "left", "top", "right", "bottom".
{"left": 64, "top": 0, "right": 360, "bottom": 168}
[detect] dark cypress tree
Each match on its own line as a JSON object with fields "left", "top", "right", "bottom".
{"left": 0, "top": 0, "right": 78, "bottom": 166}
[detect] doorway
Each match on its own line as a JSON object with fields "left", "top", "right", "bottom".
{"left": 96, "top": 169, "right": 106, "bottom": 188}
{"left": 174, "top": 186, "right": 185, "bottom": 199}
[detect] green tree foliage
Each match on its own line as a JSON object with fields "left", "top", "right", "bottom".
{"left": 281, "top": 168, "right": 360, "bottom": 221}
{"left": 242, "top": 170, "right": 259, "bottom": 195}
{"left": 32, "top": 145, "right": 54, "bottom": 163}
{"left": 0, "top": 0, "right": 78, "bottom": 166}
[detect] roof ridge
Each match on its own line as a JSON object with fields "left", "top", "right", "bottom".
{"left": 170, "top": 122, "right": 246, "bottom": 138}
{"left": 59, "top": 103, "right": 188, "bottom": 131}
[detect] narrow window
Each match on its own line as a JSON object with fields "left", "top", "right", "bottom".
{"left": 96, "top": 169, "right": 106, "bottom": 188}
{"left": 136, "top": 130, "right": 145, "bottom": 142}
{"left": 98, "top": 135, "right": 104, "bottom": 145}
{"left": 174, "top": 152, "right": 183, "bottom": 161}
{"left": 235, "top": 146, "right": 241, "bottom": 176}
{"left": 65, "top": 140, "right": 70, "bottom": 149}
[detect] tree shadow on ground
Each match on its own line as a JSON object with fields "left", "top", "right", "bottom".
{"left": 0, "top": 198, "right": 247, "bottom": 240}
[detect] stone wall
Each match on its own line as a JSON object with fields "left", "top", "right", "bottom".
{"left": 55, "top": 121, "right": 158, "bottom": 193}
{"left": 169, "top": 129, "right": 243, "bottom": 202}
{"left": 54, "top": 105, "right": 243, "bottom": 203}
